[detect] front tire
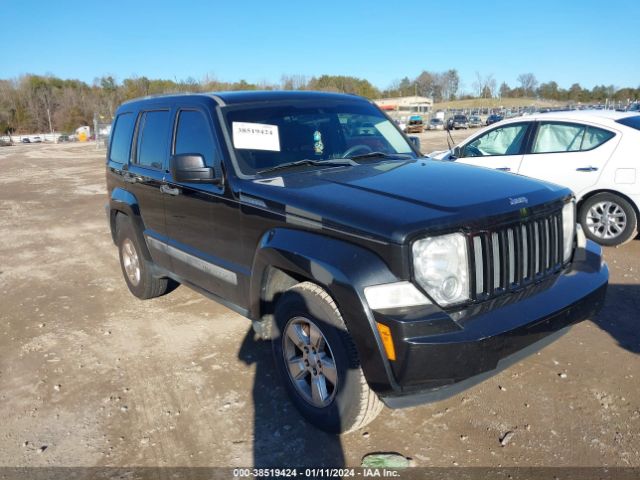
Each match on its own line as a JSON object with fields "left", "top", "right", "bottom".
{"left": 116, "top": 218, "right": 170, "bottom": 299}
{"left": 579, "top": 193, "right": 638, "bottom": 246}
{"left": 272, "top": 282, "right": 383, "bottom": 433}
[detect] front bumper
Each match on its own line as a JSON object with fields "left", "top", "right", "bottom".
{"left": 375, "top": 239, "right": 608, "bottom": 408}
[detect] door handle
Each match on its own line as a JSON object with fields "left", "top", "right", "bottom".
{"left": 496, "top": 167, "right": 511, "bottom": 171}
{"left": 576, "top": 166, "right": 598, "bottom": 172}
{"left": 160, "top": 184, "right": 181, "bottom": 196}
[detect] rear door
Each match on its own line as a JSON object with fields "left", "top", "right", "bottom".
{"left": 455, "top": 122, "right": 532, "bottom": 173}
{"left": 517, "top": 121, "right": 619, "bottom": 196}
{"left": 127, "top": 108, "right": 173, "bottom": 269}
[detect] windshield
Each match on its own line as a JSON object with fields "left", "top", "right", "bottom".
{"left": 223, "top": 100, "right": 417, "bottom": 175}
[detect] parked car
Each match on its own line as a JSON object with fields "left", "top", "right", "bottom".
{"left": 32, "top": 136, "right": 42, "bottom": 143}
{"left": 105, "top": 91, "right": 607, "bottom": 433}
{"left": 468, "top": 115, "right": 483, "bottom": 128}
{"left": 430, "top": 110, "right": 640, "bottom": 245}
{"left": 21, "top": 138, "right": 31, "bottom": 143}
{"left": 628, "top": 102, "right": 639, "bottom": 112}
{"left": 57, "top": 134, "right": 70, "bottom": 143}
{"left": 405, "top": 115, "right": 424, "bottom": 133}
{"left": 427, "top": 118, "right": 444, "bottom": 130}
{"left": 486, "top": 114, "right": 503, "bottom": 125}
{"left": 449, "top": 114, "right": 469, "bottom": 129}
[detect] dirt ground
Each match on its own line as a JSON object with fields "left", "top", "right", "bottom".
{"left": 0, "top": 138, "right": 638, "bottom": 468}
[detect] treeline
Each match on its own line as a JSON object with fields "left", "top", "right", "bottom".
{"left": 463, "top": 72, "right": 639, "bottom": 104}
{"left": 1, "top": 72, "right": 638, "bottom": 134}
{"left": 0, "top": 74, "right": 384, "bottom": 134}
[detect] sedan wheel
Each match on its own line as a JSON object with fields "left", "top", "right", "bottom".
{"left": 579, "top": 193, "right": 638, "bottom": 246}
{"left": 586, "top": 201, "right": 627, "bottom": 240}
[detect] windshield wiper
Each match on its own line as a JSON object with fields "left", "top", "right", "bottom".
{"left": 257, "top": 158, "right": 356, "bottom": 175}
{"left": 347, "top": 151, "right": 413, "bottom": 162}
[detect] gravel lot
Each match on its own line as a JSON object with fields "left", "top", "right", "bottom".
{"left": 0, "top": 138, "right": 638, "bottom": 468}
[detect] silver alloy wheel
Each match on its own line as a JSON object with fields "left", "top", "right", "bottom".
{"left": 586, "top": 201, "right": 627, "bottom": 240}
{"left": 282, "top": 316, "right": 338, "bottom": 408}
{"left": 121, "top": 238, "right": 141, "bottom": 286}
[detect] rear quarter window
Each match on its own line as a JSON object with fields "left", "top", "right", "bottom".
{"left": 109, "top": 112, "right": 136, "bottom": 164}
{"left": 616, "top": 115, "right": 640, "bottom": 131}
{"left": 581, "top": 126, "right": 615, "bottom": 150}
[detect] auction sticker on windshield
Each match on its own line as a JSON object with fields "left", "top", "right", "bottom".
{"left": 232, "top": 122, "right": 280, "bottom": 151}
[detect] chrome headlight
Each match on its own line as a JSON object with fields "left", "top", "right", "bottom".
{"left": 412, "top": 233, "right": 470, "bottom": 306}
{"left": 562, "top": 200, "right": 576, "bottom": 262}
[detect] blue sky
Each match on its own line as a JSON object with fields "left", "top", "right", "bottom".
{"left": 2, "top": 0, "right": 638, "bottom": 92}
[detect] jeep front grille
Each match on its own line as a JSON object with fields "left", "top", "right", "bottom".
{"left": 469, "top": 211, "right": 565, "bottom": 300}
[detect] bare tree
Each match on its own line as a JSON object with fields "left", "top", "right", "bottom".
{"left": 280, "top": 74, "right": 308, "bottom": 90}
{"left": 473, "top": 72, "right": 496, "bottom": 98}
{"left": 517, "top": 73, "right": 538, "bottom": 96}
{"left": 441, "top": 69, "right": 459, "bottom": 100}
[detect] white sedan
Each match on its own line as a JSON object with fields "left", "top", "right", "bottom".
{"left": 430, "top": 110, "right": 640, "bottom": 246}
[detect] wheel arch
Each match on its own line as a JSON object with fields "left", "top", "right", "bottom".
{"left": 577, "top": 188, "right": 640, "bottom": 221}
{"left": 108, "top": 187, "right": 152, "bottom": 261}
{"left": 249, "top": 227, "right": 401, "bottom": 394}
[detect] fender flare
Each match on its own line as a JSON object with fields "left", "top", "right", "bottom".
{"left": 249, "top": 227, "right": 401, "bottom": 394}
{"left": 108, "top": 187, "right": 152, "bottom": 261}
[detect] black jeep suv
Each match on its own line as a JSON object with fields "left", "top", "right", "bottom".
{"left": 105, "top": 91, "right": 608, "bottom": 433}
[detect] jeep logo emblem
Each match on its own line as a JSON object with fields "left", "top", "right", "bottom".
{"left": 509, "top": 196, "right": 528, "bottom": 206}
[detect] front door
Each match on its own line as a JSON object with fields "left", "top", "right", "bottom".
{"left": 455, "top": 122, "right": 531, "bottom": 174}
{"left": 162, "top": 108, "right": 245, "bottom": 305}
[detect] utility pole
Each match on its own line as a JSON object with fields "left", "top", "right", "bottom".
{"left": 46, "top": 108, "right": 53, "bottom": 136}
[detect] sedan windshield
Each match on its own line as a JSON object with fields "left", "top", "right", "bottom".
{"left": 223, "top": 100, "right": 417, "bottom": 175}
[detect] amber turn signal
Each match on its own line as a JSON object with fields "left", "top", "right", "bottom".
{"left": 376, "top": 322, "right": 396, "bottom": 361}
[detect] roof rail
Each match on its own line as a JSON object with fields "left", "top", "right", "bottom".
{"left": 119, "top": 91, "right": 205, "bottom": 106}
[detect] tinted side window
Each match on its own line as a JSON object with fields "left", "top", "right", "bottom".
{"left": 174, "top": 110, "right": 217, "bottom": 167}
{"left": 109, "top": 112, "right": 136, "bottom": 164}
{"left": 135, "top": 110, "right": 171, "bottom": 169}
{"left": 463, "top": 124, "right": 528, "bottom": 157}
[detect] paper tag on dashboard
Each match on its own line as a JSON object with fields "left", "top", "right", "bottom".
{"left": 232, "top": 122, "right": 280, "bottom": 151}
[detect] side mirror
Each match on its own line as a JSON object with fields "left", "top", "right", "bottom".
{"left": 171, "top": 154, "right": 217, "bottom": 184}
{"left": 452, "top": 146, "right": 462, "bottom": 159}
{"left": 408, "top": 136, "right": 421, "bottom": 151}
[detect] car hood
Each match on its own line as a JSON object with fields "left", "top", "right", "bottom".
{"left": 239, "top": 159, "right": 570, "bottom": 244}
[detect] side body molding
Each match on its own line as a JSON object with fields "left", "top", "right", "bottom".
{"left": 249, "top": 227, "right": 401, "bottom": 394}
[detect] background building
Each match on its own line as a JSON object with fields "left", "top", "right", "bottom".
{"left": 374, "top": 96, "right": 433, "bottom": 114}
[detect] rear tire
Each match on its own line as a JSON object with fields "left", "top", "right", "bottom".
{"left": 579, "top": 193, "right": 638, "bottom": 246}
{"left": 272, "top": 282, "right": 383, "bottom": 434}
{"left": 116, "top": 217, "right": 170, "bottom": 299}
